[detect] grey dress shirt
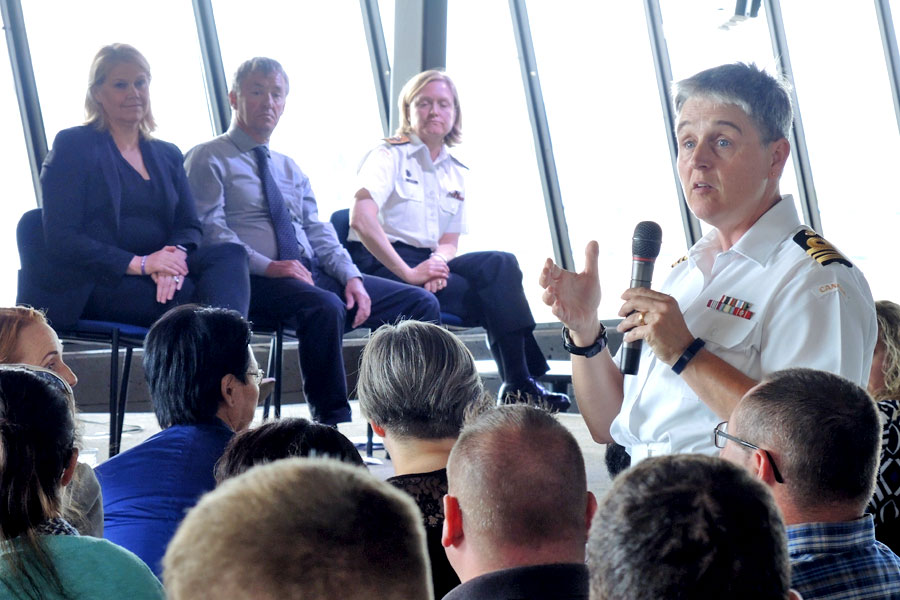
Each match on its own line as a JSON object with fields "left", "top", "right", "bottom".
{"left": 184, "top": 126, "right": 361, "bottom": 283}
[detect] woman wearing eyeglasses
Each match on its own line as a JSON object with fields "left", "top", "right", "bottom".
{"left": 867, "top": 300, "right": 900, "bottom": 553}
{"left": 95, "top": 305, "right": 259, "bottom": 577}
{"left": 0, "top": 365, "right": 164, "bottom": 599}
{"left": 0, "top": 306, "right": 102, "bottom": 538}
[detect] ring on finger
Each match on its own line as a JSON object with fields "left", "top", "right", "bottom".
{"left": 637, "top": 311, "right": 645, "bottom": 325}
{"left": 173, "top": 276, "right": 181, "bottom": 284}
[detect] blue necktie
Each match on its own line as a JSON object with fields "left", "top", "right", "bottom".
{"left": 254, "top": 145, "right": 302, "bottom": 261}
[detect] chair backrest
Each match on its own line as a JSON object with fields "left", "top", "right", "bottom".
{"left": 16, "top": 208, "right": 52, "bottom": 307}
{"left": 330, "top": 209, "right": 351, "bottom": 248}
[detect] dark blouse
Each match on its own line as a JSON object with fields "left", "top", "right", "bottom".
{"left": 388, "top": 468, "right": 460, "bottom": 598}
{"left": 870, "top": 398, "right": 900, "bottom": 552}
{"left": 114, "top": 146, "right": 167, "bottom": 256}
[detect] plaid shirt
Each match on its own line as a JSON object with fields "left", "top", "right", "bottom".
{"left": 789, "top": 515, "right": 900, "bottom": 599}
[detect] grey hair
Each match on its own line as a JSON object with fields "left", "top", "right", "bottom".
{"left": 673, "top": 62, "right": 793, "bottom": 144}
{"left": 588, "top": 454, "right": 790, "bottom": 600}
{"left": 230, "top": 57, "right": 290, "bottom": 96}
{"left": 357, "top": 321, "right": 490, "bottom": 439}
{"left": 736, "top": 368, "right": 880, "bottom": 513}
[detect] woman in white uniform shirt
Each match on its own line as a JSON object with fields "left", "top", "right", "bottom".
{"left": 348, "top": 70, "right": 568, "bottom": 411}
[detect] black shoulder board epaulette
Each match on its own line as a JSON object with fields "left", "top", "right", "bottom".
{"left": 671, "top": 255, "right": 688, "bottom": 268}
{"left": 792, "top": 229, "right": 853, "bottom": 268}
{"left": 384, "top": 135, "right": 410, "bottom": 145}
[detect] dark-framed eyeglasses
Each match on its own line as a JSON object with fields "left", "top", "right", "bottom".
{"left": 714, "top": 421, "right": 784, "bottom": 484}
{"left": 247, "top": 368, "right": 265, "bottom": 384}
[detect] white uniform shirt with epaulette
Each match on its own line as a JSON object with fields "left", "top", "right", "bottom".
{"left": 350, "top": 133, "right": 467, "bottom": 249}
{"left": 610, "top": 196, "right": 878, "bottom": 463}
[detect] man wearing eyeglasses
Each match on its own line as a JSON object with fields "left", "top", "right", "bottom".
{"left": 719, "top": 368, "right": 900, "bottom": 599}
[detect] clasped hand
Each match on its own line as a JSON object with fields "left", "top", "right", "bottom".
{"left": 540, "top": 241, "right": 693, "bottom": 363}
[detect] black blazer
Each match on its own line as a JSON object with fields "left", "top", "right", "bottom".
{"left": 37, "top": 125, "right": 202, "bottom": 327}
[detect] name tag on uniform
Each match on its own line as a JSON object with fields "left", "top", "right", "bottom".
{"left": 404, "top": 169, "right": 419, "bottom": 185}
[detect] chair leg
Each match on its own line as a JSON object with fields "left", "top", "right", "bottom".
{"left": 115, "top": 347, "right": 133, "bottom": 454}
{"left": 366, "top": 422, "right": 374, "bottom": 458}
{"left": 263, "top": 334, "right": 277, "bottom": 420}
{"left": 108, "top": 330, "right": 121, "bottom": 457}
{"left": 274, "top": 324, "right": 283, "bottom": 419}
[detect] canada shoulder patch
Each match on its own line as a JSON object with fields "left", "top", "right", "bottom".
{"left": 384, "top": 135, "right": 410, "bottom": 145}
{"left": 792, "top": 229, "right": 853, "bottom": 268}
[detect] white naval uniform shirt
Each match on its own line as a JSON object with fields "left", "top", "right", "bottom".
{"left": 611, "top": 196, "right": 877, "bottom": 463}
{"left": 350, "top": 133, "right": 467, "bottom": 250}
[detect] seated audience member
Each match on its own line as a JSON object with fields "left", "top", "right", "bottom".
{"left": 96, "top": 305, "right": 259, "bottom": 576}
{"left": 164, "top": 458, "right": 431, "bottom": 600}
{"left": 185, "top": 56, "right": 439, "bottom": 427}
{"left": 0, "top": 366, "right": 164, "bottom": 599}
{"left": 0, "top": 306, "right": 102, "bottom": 537}
{"left": 442, "top": 405, "right": 596, "bottom": 600}
{"left": 349, "top": 69, "right": 569, "bottom": 411}
{"left": 215, "top": 417, "right": 364, "bottom": 482}
{"left": 719, "top": 368, "right": 900, "bottom": 599}
{"left": 357, "top": 320, "right": 491, "bottom": 597}
{"left": 868, "top": 299, "right": 900, "bottom": 552}
{"left": 588, "top": 454, "right": 799, "bottom": 600}
{"left": 37, "top": 43, "right": 249, "bottom": 330}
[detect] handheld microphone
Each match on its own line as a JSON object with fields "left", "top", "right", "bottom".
{"left": 620, "top": 221, "right": 662, "bottom": 376}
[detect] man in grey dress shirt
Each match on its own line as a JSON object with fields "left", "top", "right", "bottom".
{"left": 185, "top": 57, "right": 439, "bottom": 425}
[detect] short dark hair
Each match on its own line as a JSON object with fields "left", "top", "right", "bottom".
{"left": 215, "top": 417, "right": 365, "bottom": 483}
{"left": 143, "top": 305, "right": 251, "bottom": 428}
{"left": 357, "top": 321, "right": 489, "bottom": 439}
{"left": 447, "top": 405, "right": 587, "bottom": 549}
{"left": 674, "top": 62, "right": 793, "bottom": 144}
{"left": 736, "top": 368, "right": 881, "bottom": 512}
{"left": 588, "top": 454, "right": 790, "bottom": 600}
{"left": 231, "top": 57, "right": 290, "bottom": 96}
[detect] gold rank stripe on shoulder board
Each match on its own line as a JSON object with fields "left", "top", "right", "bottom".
{"left": 671, "top": 255, "right": 688, "bottom": 268}
{"left": 384, "top": 135, "right": 410, "bottom": 145}
{"left": 792, "top": 229, "right": 853, "bottom": 268}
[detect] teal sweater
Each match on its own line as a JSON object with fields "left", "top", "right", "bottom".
{"left": 0, "top": 535, "right": 164, "bottom": 599}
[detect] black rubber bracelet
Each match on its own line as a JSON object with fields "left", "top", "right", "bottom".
{"left": 562, "top": 325, "right": 607, "bottom": 358}
{"left": 672, "top": 338, "right": 705, "bottom": 375}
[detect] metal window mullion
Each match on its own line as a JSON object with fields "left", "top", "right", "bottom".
{"left": 875, "top": 0, "right": 900, "bottom": 136}
{"left": 763, "top": 0, "right": 822, "bottom": 234}
{"left": 360, "top": 0, "right": 391, "bottom": 136}
{"left": 508, "top": 0, "right": 573, "bottom": 271}
{"left": 1, "top": 0, "right": 46, "bottom": 205}
{"left": 643, "top": 0, "right": 702, "bottom": 249}
{"left": 192, "top": 0, "right": 231, "bottom": 136}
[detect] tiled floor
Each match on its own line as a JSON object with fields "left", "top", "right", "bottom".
{"left": 79, "top": 400, "right": 614, "bottom": 499}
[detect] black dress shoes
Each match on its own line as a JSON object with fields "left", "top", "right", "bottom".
{"left": 497, "top": 377, "right": 571, "bottom": 413}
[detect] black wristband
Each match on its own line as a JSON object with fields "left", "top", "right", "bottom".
{"left": 562, "top": 325, "right": 607, "bottom": 358}
{"left": 672, "top": 338, "right": 705, "bottom": 375}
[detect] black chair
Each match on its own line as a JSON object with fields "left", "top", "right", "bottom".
{"left": 16, "top": 208, "right": 148, "bottom": 457}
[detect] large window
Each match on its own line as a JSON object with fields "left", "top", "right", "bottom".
{"left": 446, "top": 2, "right": 556, "bottom": 321}
{"left": 528, "top": 0, "right": 685, "bottom": 319}
{"left": 660, "top": 0, "right": 801, "bottom": 236}
{"left": 22, "top": 0, "right": 213, "bottom": 155}
{"left": 213, "top": 1, "right": 385, "bottom": 222}
{"left": 0, "top": 43, "right": 38, "bottom": 304}
{"left": 780, "top": 2, "right": 900, "bottom": 302}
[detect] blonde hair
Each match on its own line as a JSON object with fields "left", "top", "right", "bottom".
{"left": 874, "top": 300, "right": 900, "bottom": 401}
{"left": 0, "top": 307, "right": 47, "bottom": 364}
{"left": 164, "top": 459, "right": 431, "bottom": 600}
{"left": 395, "top": 70, "right": 462, "bottom": 147}
{"left": 84, "top": 43, "right": 156, "bottom": 135}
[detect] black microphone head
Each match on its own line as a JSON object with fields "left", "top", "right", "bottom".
{"left": 632, "top": 221, "right": 662, "bottom": 260}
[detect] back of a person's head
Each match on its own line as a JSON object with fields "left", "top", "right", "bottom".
{"left": 0, "top": 365, "right": 76, "bottom": 598}
{"left": 737, "top": 367, "right": 880, "bottom": 513}
{"left": 164, "top": 458, "right": 431, "bottom": 600}
{"left": 214, "top": 417, "right": 365, "bottom": 482}
{"left": 588, "top": 454, "right": 790, "bottom": 600}
{"left": 358, "top": 320, "right": 489, "bottom": 439}
{"left": 447, "top": 404, "right": 588, "bottom": 552}
{"left": 0, "top": 307, "right": 47, "bottom": 363}
{"left": 873, "top": 299, "right": 900, "bottom": 400}
{"left": 143, "top": 305, "right": 251, "bottom": 428}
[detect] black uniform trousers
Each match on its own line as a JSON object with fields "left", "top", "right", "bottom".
{"left": 349, "top": 241, "right": 549, "bottom": 382}
{"left": 248, "top": 265, "right": 440, "bottom": 425}
{"left": 81, "top": 242, "right": 251, "bottom": 326}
